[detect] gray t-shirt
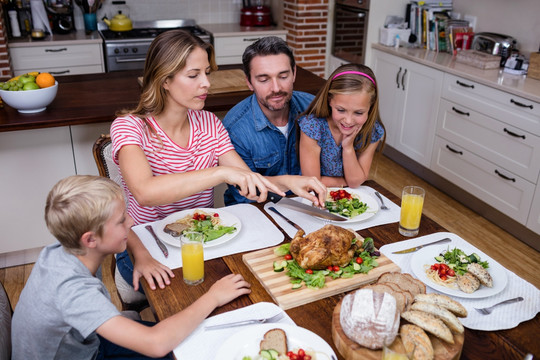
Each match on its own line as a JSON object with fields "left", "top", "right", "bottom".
{"left": 12, "top": 243, "right": 121, "bottom": 360}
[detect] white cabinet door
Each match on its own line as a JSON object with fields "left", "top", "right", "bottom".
{"left": 0, "top": 127, "right": 75, "bottom": 254}
{"left": 373, "top": 50, "right": 443, "bottom": 167}
{"left": 71, "top": 122, "right": 113, "bottom": 175}
{"left": 527, "top": 185, "right": 540, "bottom": 235}
{"left": 214, "top": 33, "right": 287, "bottom": 65}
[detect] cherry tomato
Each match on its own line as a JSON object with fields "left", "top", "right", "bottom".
{"left": 439, "top": 267, "right": 447, "bottom": 276}
{"left": 448, "top": 269, "right": 455, "bottom": 276}
{"left": 298, "top": 349, "right": 305, "bottom": 357}
{"left": 287, "top": 351, "right": 294, "bottom": 357}
{"left": 440, "top": 275, "right": 447, "bottom": 281}
{"left": 327, "top": 266, "right": 334, "bottom": 271}
{"left": 213, "top": 213, "right": 219, "bottom": 217}
{"left": 356, "top": 257, "right": 363, "bottom": 264}
{"left": 304, "top": 355, "right": 312, "bottom": 360}
{"left": 290, "top": 354, "right": 298, "bottom": 360}
{"left": 333, "top": 265, "right": 341, "bottom": 272}
{"left": 284, "top": 254, "right": 293, "bottom": 260}
{"left": 306, "top": 269, "right": 313, "bottom": 274}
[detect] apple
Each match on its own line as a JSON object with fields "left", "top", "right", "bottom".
{"left": 19, "top": 74, "right": 36, "bottom": 85}
{"left": 23, "top": 82, "right": 40, "bottom": 90}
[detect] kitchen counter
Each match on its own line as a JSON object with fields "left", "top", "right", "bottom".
{"left": 199, "top": 23, "right": 287, "bottom": 37}
{"left": 7, "top": 30, "right": 103, "bottom": 48}
{"left": 372, "top": 43, "right": 540, "bottom": 103}
{"left": 0, "top": 65, "right": 323, "bottom": 133}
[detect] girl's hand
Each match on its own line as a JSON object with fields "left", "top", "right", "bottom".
{"left": 341, "top": 125, "right": 362, "bottom": 150}
{"left": 208, "top": 274, "right": 251, "bottom": 307}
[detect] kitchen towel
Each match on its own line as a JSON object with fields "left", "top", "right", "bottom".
{"left": 132, "top": 203, "right": 284, "bottom": 269}
{"left": 264, "top": 185, "right": 400, "bottom": 238}
{"left": 173, "top": 302, "right": 294, "bottom": 359}
{"left": 30, "top": 0, "right": 52, "bottom": 34}
{"left": 380, "top": 232, "right": 540, "bottom": 331}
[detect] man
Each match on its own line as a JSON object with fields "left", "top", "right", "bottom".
{"left": 222, "top": 36, "right": 315, "bottom": 205}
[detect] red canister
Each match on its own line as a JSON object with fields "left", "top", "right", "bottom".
{"left": 240, "top": 7, "right": 255, "bottom": 26}
{"left": 253, "top": 5, "right": 271, "bottom": 26}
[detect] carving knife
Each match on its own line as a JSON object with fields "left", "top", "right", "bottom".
{"left": 145, "top": 225, "right": 169, "bottom": 258}
{"left": 392, "top": 237, "right": 451, "bottom": 254}
{"left": 267, "top": 192, "right": 347, "bottom": 222}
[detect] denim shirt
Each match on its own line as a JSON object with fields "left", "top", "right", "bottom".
{"left": 222, "top": 90, "right": 315, "bottom": 205}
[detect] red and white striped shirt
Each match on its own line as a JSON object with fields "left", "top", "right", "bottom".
{"left": 111, "top": 110, "right": 234, "bottom": 225}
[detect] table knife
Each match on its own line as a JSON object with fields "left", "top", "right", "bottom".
{"left": 392, "top": 237, "right": 451, "bottom": 254}
{"left": 145, "top": 225, "right": 169, "bottom": 258}
{"left": 267, "top": 192, "right": 347, "bottom": 222}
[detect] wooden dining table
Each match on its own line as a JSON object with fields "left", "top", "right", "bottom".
{"left": 140, "top": 180, "right": 539, "bottom": 360}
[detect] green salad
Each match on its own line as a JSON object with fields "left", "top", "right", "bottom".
{"left": 435, "top": 247, "right": 489, "bottom": 275}
{"left": 185, "top": 211, "right": 236, "bottom": 242}
{"left": 273, "top": 237, "right": 379, "bottom": 289}
{"left": 325, "top": 189, "right": 368, "bottom": 218}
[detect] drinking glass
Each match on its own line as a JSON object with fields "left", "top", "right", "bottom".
{"left": 83, "top": 13, "right": 97, "bottom": 34}
{"left": 181, "top": 232, "right": 205, "bottom": 285}
{"left": 399, "top": 186, "right": 425, "bottom": 237}
{"left": 382, "top": 335, "right": 414, "bottom": 360}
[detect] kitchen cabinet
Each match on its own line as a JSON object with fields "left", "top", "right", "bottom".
{"left": 9, "top": 42, "right": 104, "bottom": 76}
{"left": 372, "top": 49, "right": 443, "bottom": 167}
{"left": 201, "top": 23, "right": 287, "bottom": 65}
{"left": 71, "top": 122, "right": 113, "bottom": 175}
{"left": 0, "top": 127, "right": 75, "bottom": 256}
{"left": 431, "top": 73, "right": 540, "bottom": 226}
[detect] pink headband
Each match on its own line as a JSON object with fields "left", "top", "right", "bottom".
{"left": 332, "top": 71, "right": 375, "bottom": 85}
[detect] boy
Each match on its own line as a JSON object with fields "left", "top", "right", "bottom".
{"left": 11, "top": 175, "right": 251, "bottom": 359}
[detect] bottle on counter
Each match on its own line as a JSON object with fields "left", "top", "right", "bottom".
{"left": 16, "top": 0, "right": 32, "bottom": 37}
{"left": 6, "top": 0, "right": 22, "bottom": 37}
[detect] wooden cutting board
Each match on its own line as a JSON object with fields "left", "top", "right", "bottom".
{"left": 208, "top": 69, "right": 250, "bottom": 94}
{"left": 242, "top": 244, "right": 400, "bottom": 310}
{"left": 332, "top": 299, "right": 464, "bottom": 360}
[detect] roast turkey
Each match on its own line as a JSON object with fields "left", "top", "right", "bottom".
{"left": 289, "top": 224, "right": 358, "bottom": 269}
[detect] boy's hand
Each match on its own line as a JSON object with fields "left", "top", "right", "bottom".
{"left": 132, "top": 254, "right": 175, "bottom": 291}
{"left": 209, "top": 274, "right": 251, "bottom": 307}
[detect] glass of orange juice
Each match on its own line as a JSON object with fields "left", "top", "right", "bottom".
{"left": 399, "top": 186, "right": 425, "bottom": 237}
{"left": 383, "top": 335, "right": 414, "bottom": 360}
{"left": 181, "top": 232, "right": 205, "bottom": 285}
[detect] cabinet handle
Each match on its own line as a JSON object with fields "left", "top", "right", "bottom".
{"left": 243, "top": 37, "right": 261, "bottom": 42}
{"left": 503, "top": 128, "right": 526, "bottom": 139}
{"left": 45, "top": 48, "right": 67, "bottom": 52}
{"left": 510, "top": 99, "right": 534, "bottom": 109}
{"left": 401, "top": 68, "right": 407, "bottom": 90}
{"left": 452, "top": 106, "right": 469, "bottom": 116}
{"left": 456, "top": 80, "right": 474, "bottom": 89}
{"left": 49, "top": 70, "right": 70, "bottom": 75}
{"left": 396, "top": 67, "right": 402, "bottom": 88}
{"left": 446, "top": 145, "right": 463, "bottom": 155}
{"left": 495, "top": 169, "right": 516, "bottom": 182}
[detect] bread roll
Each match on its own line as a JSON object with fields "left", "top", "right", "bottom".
{"left": 401, "top": 310, "right": 454, "bottom": 344}
{"left": 414, "top": 293, "right": 468, "bottom": 317}
{"left": 400, "top": 324, "right": 434, "bottom": 360}
{"left": 410, "top": 302, "right": 464, "bottom": 333}
{"left": 340, "top": 288, "right": 400, "bottom": 350}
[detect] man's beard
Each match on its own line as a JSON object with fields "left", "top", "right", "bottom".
{"left": 258, "top": 91, "right": 292, "bottom": 111}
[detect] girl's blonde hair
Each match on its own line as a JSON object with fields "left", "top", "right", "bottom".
{"left": 300, "top": 63, "right": 386, "bottom": 154}
{"left": 45, "top": 176, "right": 125, "bottom": 255}
{"left": 117, "top": 30, "right": 218, "bottom": 137}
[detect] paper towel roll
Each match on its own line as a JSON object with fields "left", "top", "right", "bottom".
{"left": 30, "top": 0, "right": 52, "bottom": 34}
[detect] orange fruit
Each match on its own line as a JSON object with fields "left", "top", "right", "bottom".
{"left": 36, "top": 73, "right": 55, "bottom": 89}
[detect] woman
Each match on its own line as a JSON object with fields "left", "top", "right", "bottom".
{"left": 110, "top": 30, "right": 326, "bottom": 302}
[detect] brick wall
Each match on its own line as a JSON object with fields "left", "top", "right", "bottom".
{"left": 283, "top": 0, "right": 328, "bottom": 77}
{"left": 0, "top": 6, "right": 12, "bottom": 78}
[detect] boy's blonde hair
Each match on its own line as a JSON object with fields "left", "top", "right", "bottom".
{"left": 45, "top": 175, "right": 125, "bottom": 255}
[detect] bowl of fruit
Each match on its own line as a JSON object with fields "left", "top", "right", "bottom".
{"left": 0, "top": 72, "right": 57, "bottom": 113}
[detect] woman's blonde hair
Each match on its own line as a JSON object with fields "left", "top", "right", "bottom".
{"left": 45, "top": 175, "right": 125, "bottom": 255}
{"left": 117, "top": 30, "right": 217, "bottom": 135}
{"left": 299, "top": 63, "right": 385, "bottom": 154}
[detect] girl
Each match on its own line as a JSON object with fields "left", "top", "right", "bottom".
{"left": 110, "top": 30, "right": 326, "bottom": 303}
{"left": 297, "top": 64, "right": 385, "bottom": 188}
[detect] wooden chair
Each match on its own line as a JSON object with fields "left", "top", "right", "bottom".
{"left": 0, "top": 280, "right": 12, "bottom": 360}
{"left": 93, "top": 134, "right": 149, "bottom": 313}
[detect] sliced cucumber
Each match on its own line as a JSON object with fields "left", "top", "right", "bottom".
{"left": 292, "top": 283, "right": 303, "bottom": 289}
{"left": 260, "top": 350, "right": 273, "bottom": 359}
{"left": 353, "top": 262, "right": 361, "bottom": 271}
{"left": 273, "top": 260, "right": 287, "bottom": 272}
{"left": 434, "top": 255, "right": 444, "bottom": 262}
{"left": 469, "top": 253, "right": 481, "bottom": 263}
{"left": 268, "top": 349, "right": 279, "bottom": 359}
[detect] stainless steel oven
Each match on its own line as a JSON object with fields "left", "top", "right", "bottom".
{"left": 332, "top": 0, "right": 370, "bottom": 64}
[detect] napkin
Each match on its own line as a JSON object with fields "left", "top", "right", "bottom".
{"left": 173, "top": 302, "right": 294, "bottom": 359}
{"left": 133, "top": 204, "right": 284, "bottom": 269}
{"left": 380, "top": 232, "right": 540, "bottom": 331}
{"left": 264, "top": 185, "right": 400, "bottom": 238}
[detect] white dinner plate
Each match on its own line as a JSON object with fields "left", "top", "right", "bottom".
{"left": 214, "top": 323, "right": 335, "bottom": 360}
{"left": 151, "top": 208, "right": 242, "bottom": 248}
{"left": 410, "top": 243, "right": 508, "bottom": 298}
{"left": 300, "top": 187, "right": 379, "bottom": 223}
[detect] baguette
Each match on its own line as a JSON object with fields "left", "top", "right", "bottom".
{"left": 414, "top": 293, "right": 468, "bottom": 317}
{"left": 410, "top": 301, "right": 464, "bottom": 334}
{"left": 401, "top": 310, "right": 454, "bottom": 344}
{"left": 400, "top": 324, "right": 434, "bottom": 360}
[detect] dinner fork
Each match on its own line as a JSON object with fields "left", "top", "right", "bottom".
{"left": 204, "top": 312, "right": 284, "bottom": 330}
{"left": 374, "top": 191, "right": 390, "bottom": 210}
{"left": 474, "top": 296, "right": 524, "bottom": 315}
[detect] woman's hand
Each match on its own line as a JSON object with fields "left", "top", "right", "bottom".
{"left": 275, "top": 175, "right": 327, "bottom": 207}
{"left": 132, "top": 251, "right": 175, "bottom": 291}
{"left": 218, "top": 166, "right": 286, "bottom": 202}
